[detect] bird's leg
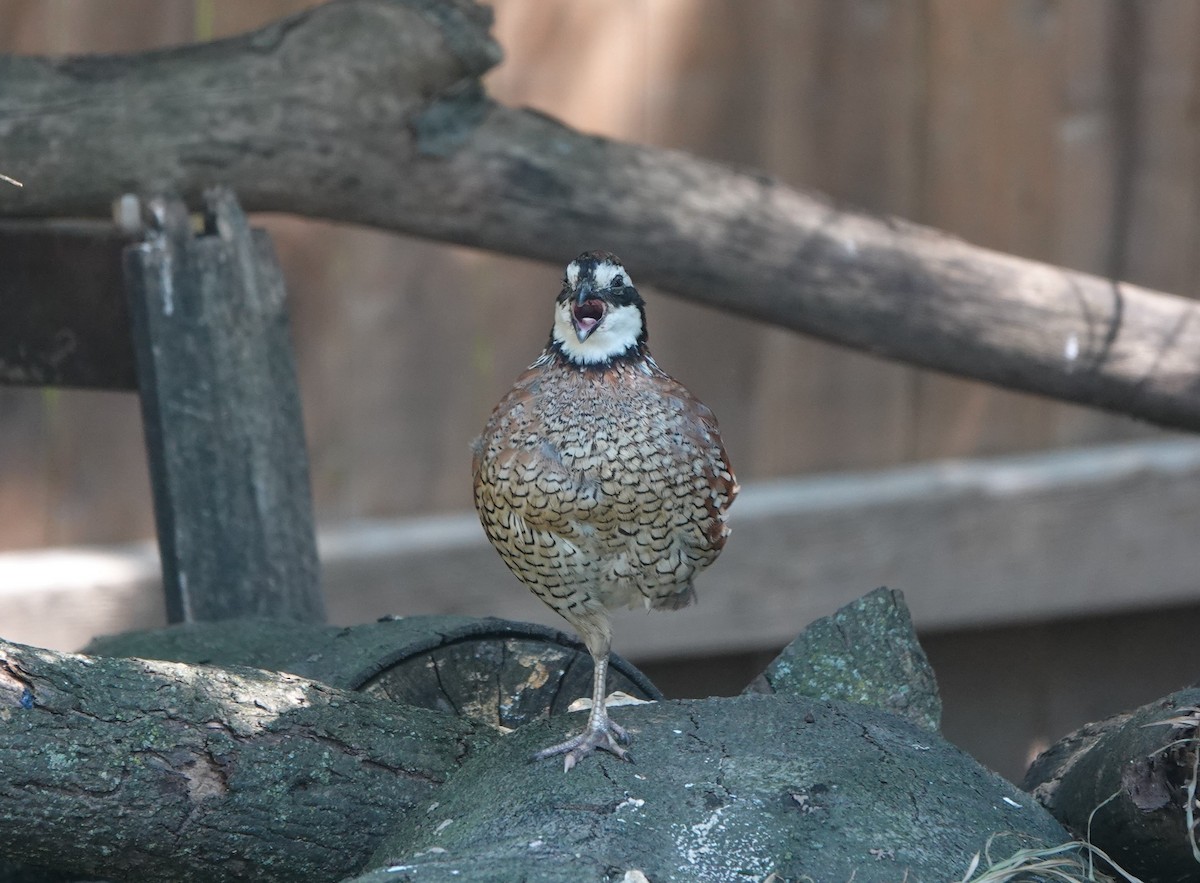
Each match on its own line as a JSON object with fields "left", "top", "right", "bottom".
{"left": 535, "top": 633, "right": 632, "bottom": 771}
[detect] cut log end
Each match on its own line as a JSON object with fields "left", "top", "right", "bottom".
{"left": 1023, "top": 688, "right": 1200, "bottom": 882}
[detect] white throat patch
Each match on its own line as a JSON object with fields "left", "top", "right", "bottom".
{"left": 553, "top": 301, "right": 643, "bottom": 365}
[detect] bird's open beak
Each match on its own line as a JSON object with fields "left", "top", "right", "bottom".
{"left": 572, "top": 284, "right": 606, "bottom": 342}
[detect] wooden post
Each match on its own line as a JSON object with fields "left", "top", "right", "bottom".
{"left": 122, "top": 189, "right": 325, "bottom": 624}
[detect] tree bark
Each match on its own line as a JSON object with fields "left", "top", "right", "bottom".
{"left": 1023, "top": 687, "right": 1200, "bottom": 883}
{"left": 744, "top": 586, "right": 941, "bottom": 733}
{"left": 82, "top": 615, "right": 662, "bottom": 731}
{"left": 3, "top": 0, "right": 1200, "bottom": 432}
{"left": 357, "top": 694, "right": 1067, "bottom": 883}
{"left": 0, "top": 637, "right": 491, "bottom": 883}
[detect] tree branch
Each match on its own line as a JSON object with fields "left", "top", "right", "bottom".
{"left": 0, "top": 637, "right": 491, "bottom": 883}
{"left": 4, "top": 0, "right": 1200, "bottom": 432}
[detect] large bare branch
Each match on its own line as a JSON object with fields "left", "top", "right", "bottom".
{"left": 4, "top": 0, "right": 1200, "bottom": 431}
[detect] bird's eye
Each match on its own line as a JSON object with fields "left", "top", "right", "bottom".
{"left": 612, "top": 275, "right": 625, "bottom": 288}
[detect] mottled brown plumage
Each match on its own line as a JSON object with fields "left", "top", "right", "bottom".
{"left": 472, "top": 251, "right": 737, "bottom": 769}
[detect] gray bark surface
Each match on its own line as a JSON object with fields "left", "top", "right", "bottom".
{"left": 0, "top": 637, "right": 490, "bottom": 883}
{"left": 362, "top": 694, "right": 1067, "bottom": 883}
{"left": 83, "top": 616, "right": 662, "bottom": 730}
{"left": 3, "top": 0, "right": 1200, "bottom": 431}
{"left": 0, "top": 608, "right": 1093, "bottom": 883}
{"left": 1023, "top": 687, "right": 1200, "bottom": 883}
{"left": 745, "top": 586, "right": 941, "bottom": 732}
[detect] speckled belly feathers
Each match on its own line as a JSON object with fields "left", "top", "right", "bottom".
{"left": 473, "top": 355, "right": 736, "bottom": 628}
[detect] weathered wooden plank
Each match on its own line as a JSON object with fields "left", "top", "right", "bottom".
{"left": 123, "top": 189, "right": 323, "bottom": 624}
{"left": 0, "top": 221, "right": 135, "bottom": 390}
{"left": 0, "top": 0, "right": 196, "bottom": 56}
{"left": 911, "top": 1, "right": 1069, "bottom": 460}
{"left": 313, "top": 437, "right": 1200, "bottom": 660}
{"left": 2, "top": 439, "right": 1198, "bottom": 658}
{"left": 1115, "top": 1, "right": 1200, "bottom": 297}
{"left": 638, "top": 1, "right": 927, "bottom": 476}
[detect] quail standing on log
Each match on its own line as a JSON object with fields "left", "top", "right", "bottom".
{"left": 472, "top": 251, "right": 738, "bottom": 770}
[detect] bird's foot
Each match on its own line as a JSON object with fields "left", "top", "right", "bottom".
{"left": 535, "top": 718, "right": 632, "bottom": 772}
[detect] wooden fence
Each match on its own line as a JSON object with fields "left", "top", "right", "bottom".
{"left": 5, "top": 0, "right": 1195, "bottom": 554}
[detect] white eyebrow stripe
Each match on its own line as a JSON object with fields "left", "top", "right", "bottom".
{"left": 566, "top": 262, "right": 581, "bottom": 287}
{"left": 589, "top": 261, "right": 631, "bottom": 289}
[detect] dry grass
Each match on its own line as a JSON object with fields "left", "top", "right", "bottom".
{"left": 953, "top": 834, "right": 1145, "bottom": 883}
{"left": 959, "top": 703, "right": 1200, "bottom": 881}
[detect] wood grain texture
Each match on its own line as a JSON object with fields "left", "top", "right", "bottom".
{"left": 290, "top": 438, "right": 1200, "bottom": 656}
{"left": 4, "top": 439, "right": 1200, "bottom": 661}
{"left": 124, "top": 190, "right": 323, "bottom": 623}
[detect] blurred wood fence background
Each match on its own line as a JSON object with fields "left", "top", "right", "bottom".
{"left": 2, "top": 0, "right": 1199, "bottom": 780}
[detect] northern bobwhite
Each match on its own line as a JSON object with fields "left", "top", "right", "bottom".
{"left": 471, "top": 251, "right": 738, "bottom": 770}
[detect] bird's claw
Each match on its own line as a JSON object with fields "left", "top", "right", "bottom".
{"left": 535, "top": 719, "right": 632, "bottom": 771}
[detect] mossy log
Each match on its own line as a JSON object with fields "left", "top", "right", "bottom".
{"left": 1023, "top": 687, "right": 1200, "bottom": 883}
{"left": 1, "top": 604, "right": 1074, "bottom": 883}
{"left": 83, "top": 615, "right": 661, "bottom": 730}
{"left": 0, "top": 637, "right": 490, "bottom": 883}
{"left": 356, "top": 694, "right": 1067, "bottom": 883}
{"left": 346, "top": 595, "right": 1062, "bottom": 882}
{"left": 746, "top": 586, "right": 942, "bottom": 732}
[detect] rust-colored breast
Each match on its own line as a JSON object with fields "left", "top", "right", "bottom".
{"left": 472, "top": 353, "right": 738, "bottom": 625}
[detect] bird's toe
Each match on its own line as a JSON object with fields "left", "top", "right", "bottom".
{"left": 535, "top": 720, "right": 633, "bottom": 771}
